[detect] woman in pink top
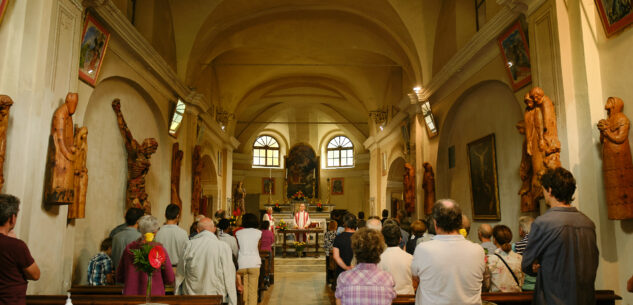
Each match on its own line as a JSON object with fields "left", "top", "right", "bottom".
{"left": 259, "top": 221, "right": 274, "bottom": 252}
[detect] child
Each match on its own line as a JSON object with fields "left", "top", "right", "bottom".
{"left": 87, "top": 237, "right": 114, "bottom": 286}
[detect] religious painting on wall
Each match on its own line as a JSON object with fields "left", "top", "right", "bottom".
{"left": 497, "top": 20, "right": 531, "bottom": 91}
{"left": 331, "top": 178, "right": 344, "bottom": 195}
{"left": 262, "top": 177, "right": 275, "bottom": 195}
{"left": 79, "top": 13, "right": 110, "bottom": 86}
{"left": 596, "top": 0, "right": 633, "bottom": 37}
{"left": 467, "top": 134, "right": 501, "bottom": 220}
{"left": 286, "top": 143, "right": 319, "bottom": 199}
{"left": 0, "top": 0, "right": 9, "bottom": 26}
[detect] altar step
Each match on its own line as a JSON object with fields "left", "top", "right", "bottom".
{"left": 275, "top": 257, "right": 326, "bottom": 273}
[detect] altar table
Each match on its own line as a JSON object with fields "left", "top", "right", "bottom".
{"left": 279, "top": 228, "right": 324, "bottom": 257}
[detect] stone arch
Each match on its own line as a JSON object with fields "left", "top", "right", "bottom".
{"left": 386, "top": 156, "right": 407, "bottom": 216}
{"left": 200, "top": 154, "right": 219, "bottom": 215}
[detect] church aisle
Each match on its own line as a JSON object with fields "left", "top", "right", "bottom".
{"left": 260, "top": 257, "right": 335, "bottom": 305}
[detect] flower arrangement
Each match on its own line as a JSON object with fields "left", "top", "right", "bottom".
{"left": 276, "top": 219, "right": 288, "bottom": 231}
{"left": 228, "top": 215, "right": 238, "bottom": 226}
{"left": 293, "top": 241, "right": 306, "bottom": 254}
{"left": 130, "top": 233, "right": 167, "bottom": 303}
{"left": 316, "top": 202, "right": 323, "bottom": 212}
{"left": 273, "top": 202, "right": 281, "bottom": 212}
{"left": 292, "top": 190, "right": 306, "bottom": 201}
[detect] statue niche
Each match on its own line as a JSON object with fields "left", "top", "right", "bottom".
{"left": 112, "top": 99, "right": 158, "bottom": 214}
{"left": 0, "top": 95, "right": 13, "bottom": 191}
{"left": 403, "top": 163, "right": 416, "bottom": 215}
{"left": 68, "top": 127, "right": 88, "bottom": 219}
{"left": 191, "top": 145, "right": 203, "bottom": 214}
{"left": 598, "top": 97, "right": 633, "bottom": 220}
{"left": 422, "top": 162, "right": 435, "bottom": 215}
{"left": 45, "top": 93, "right": 79, "bottom": 205}
{"left": 170, "top": 143, "right": 183, "bottom": 208}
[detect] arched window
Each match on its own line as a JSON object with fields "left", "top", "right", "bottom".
{"left": 327, "top": 136, "right": 354, "bottom": 167}
{"left": 253, "top": 135, "right": 279, "bottom": 167}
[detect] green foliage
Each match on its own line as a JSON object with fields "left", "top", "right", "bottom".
{"left": 129, "top": 243, "right": 157, "bottom": 274}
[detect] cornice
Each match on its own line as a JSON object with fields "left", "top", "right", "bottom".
{"left": 363, "top": 110, "right": 408, "bottom": 151}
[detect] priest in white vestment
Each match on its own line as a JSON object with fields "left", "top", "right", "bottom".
{"left": 175, "top": 218, "right": 237, "bottom": 305}
{"left": 294, "top": 203, "right": 311, "bottom": 242}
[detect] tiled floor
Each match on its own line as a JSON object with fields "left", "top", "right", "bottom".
{"left": 260, "top": 257, "right": 335, "bottom": 305}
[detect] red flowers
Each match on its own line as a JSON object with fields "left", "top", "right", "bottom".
{"left": 148, "top": 246, "right": 166, "bottom": 269}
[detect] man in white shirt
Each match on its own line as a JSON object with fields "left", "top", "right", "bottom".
{"left": 294, "top": 203, "right": 311, "bottom": 242}
{"left": 411, "top": 199, "right": 485, "bottom": 305}
{"left": 378, "top": 224, "right": 414, "bottom": 294}
{"left": 155, "top": 204, "right": 188, "bottom": 269}
{"left": 175, "top": 218, "right": 237, "bottom": 305}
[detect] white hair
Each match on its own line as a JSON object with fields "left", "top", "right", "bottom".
{"left": 366, "top": 218, "right": 382, "bottom": 231}
{"left": 138, "top": 215, "right": 160, "bottom": 234}
{"left": 519, "top": 216, "right": 535, "bottom": 234}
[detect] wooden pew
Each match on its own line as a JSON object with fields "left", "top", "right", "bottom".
{"left": 68, "top": 285, "right": 174, "bottom": 295}
{"left": 27, "top": 295, "right": 223, "bottom": 304}
{"left": 391, "top": 290, "right": 622, "bottom": 305}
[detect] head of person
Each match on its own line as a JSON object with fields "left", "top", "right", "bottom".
{"left": 540, "top": 167, "right": 576, "bottom": 205}
{"left": 327, "top": 220, "right": 338, "bottom": 232}
{"left": 242, "top": 213, "right": 259, "bottom": 229}
{"left": 461, "top": 214, "right": 471, "bottom": 237}
{"left": 425, "top": 215, "right": 436, "bottom": 235}
{"left": 218, "top": 218, "right": 231, "bottom": 232}
{"left": 396, "top": 210, "right": 406, "bottom": 221}
{"left": 383, "top": 218, "right": 399, "bottom": 228}
{"left": 261, "top": 221, "right": 270, "bottom": 231}
{"left": 125, "top": 207, "right": 144, "bottom": 226}
{"left": 381, "top": 224, "right": 402, "bottom": 247}
{"left": 343, "top": 213, "right": 357, "bottom": 230}
{"left": 492, "top": 225, "right": 513, "bottom": 253}
{"left": 165, "top": 204, "right": 180, "bottom": 221}
{"left": 189, "top": 221, "right": 199, "bottom": 236}
{"left": 518, "top": 216, "right": 534, "bottom": 238}
{"left": 351, "top": 228, "right": 386, "bottom": 264}
{"left": 299, "top": 203, "right": 305, "bottom": 212}
{"left": 266, "top": 207, "right": 273, "bottom": 214}
{"left": 410, "top": 220, "right": 427, "bottom": 237}
{"left": 214, "top": 209, "right": 225, "bottom": 220}
{"left": 0, "top": 194, "right": 20, "bottom": 230}
{"left": 357, "top": 211, "right": 365, "bottom": 220}
{"left": 138, "top": 215, "right": 160, "bottom": 236}
{"left": 366, "top": 218, "right": 382, "bottom": 231}
{"left": 432, "top": 199, "right": 462, "bottom": 234}
{"left": 382, "top": 209, "right": 389, "bottom": 218}
{"left": 478, "top": 224, "right": 493, "bottom": 242}
{"left": 196, "top": 214, "right": 207, "bottom": 222}
{"left": 141, "top": 138, "right": 159, "bottom": 158}
{"left": 357, "top": 219, "right": 366, "bottom": 228}
{"left": 197, "top": 217, "right": 216, "bottom": 233}
{"left": 100, "top": 237, "right": 113, "bottom": 256}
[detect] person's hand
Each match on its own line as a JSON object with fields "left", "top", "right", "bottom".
{"left": 532, "top": 262, "right": 541, "bottom": 273}
{"left": 237, "top": 282, "right": 244, "bottom": 293}
{"left": 106, "top": 272, "right": 114, "bottom": 284}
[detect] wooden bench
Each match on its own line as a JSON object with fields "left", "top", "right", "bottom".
{"left": 68, "top": 285, "right": 174, "bottom": 295}
{"left": 27, "top": 295, "right": 223, "bottom": 304}
{"left": 392, "top": 290, "right": 621, "bottom": 305}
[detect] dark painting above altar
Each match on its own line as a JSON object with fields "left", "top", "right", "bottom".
{"left": 286, "top": 144, "right": 319, "bottom": 199}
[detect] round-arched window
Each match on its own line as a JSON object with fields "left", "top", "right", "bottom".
{"left": 253, "top": 135, "right": 280, "bottom": 167}
{"left": 327, "top": 136, "right": 354, "bottom": 167}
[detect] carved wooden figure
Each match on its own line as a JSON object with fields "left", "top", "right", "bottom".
{"left": 233, "top": 181, "right": 246, "bottom": 216}
{"left": 523, "top": 92, "right": 545, "bottom": 201}
{"left": 112, "top": 99, "right": 158, "bottom": 213}
{"left": 531, "top": 87, "right": 562, "bottom": 169}
{"left": 68, "top": 127, "right": 88, "bottom": 219}
{"left": 598, "top": 97, "right": 633, "bottom": 220}
{"left": 516, "top": 120, "right": 537, "bottom": 212}
{"left": 0, "top": 95, "right": 13, "bottom": 191}
{"left": 170, "top": 143, "right": 183, "bottom": 208}
{"left": 46, "top": 93, "right": 78, "bottom": 205}
{"left": 403, "top": 163, "right": 416, "bottom": 215}
{"left": 191, "top": 145, "right": 203, "bottom": 214}
{"left": 422, "top": 162, "right": 436, "bottom": 215}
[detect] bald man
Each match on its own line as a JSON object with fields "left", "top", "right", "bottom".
{"left": 175, "top": 218, "right": 237, "bottom": 305}
{"left": 366, "top": 218, "right": 382, "bottom": 231}
{"left": 478, "top": 224, "right": 496, "bottom": 255}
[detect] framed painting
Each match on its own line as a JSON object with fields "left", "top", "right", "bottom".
{"left": 79, "top": 13, "right": 110, "bottom": 86}
{"left": 497, "top": 21, "right": 531, "bottom": 91}
{"left": 331, "top": 178, "right": 344, "bottom": 195}
{"left": 262, "top": 177, "right": 275, "bottom": 195}
{"left": 467, "top": 134, "right": 501, "bottom": 220}
{"left": 596, "top": 0, "right": 633, "bottom": 37}
{"left": 286, "top": 144, "right": 319, "bottom": 199}
{"left": 0, "top": 0, "right": 8, "bottom": 26}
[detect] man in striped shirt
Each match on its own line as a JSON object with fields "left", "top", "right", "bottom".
{"left": 87, "top": 238, "right": 114, "bottom": 286}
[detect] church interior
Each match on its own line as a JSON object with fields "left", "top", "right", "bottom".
{"left": 1, "top": 0, "right": 633, "bottom": 304}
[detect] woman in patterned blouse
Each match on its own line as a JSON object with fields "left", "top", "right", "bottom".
{"left": 324, "top": 220, "right": 337, "bottom": 285}
{"left": 484, "top": 225, "right": 524, "bottom": 292}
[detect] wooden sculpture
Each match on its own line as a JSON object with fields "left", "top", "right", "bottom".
{"left": 523, "top": 92, "right": 545, "bottom": 201}
{"left": 516, "top": 120, "right": 536, "bottom": 212}
{"left": 598, "top": 97, "right": 633, "bottom": 220}
{"left": 404, "top": 163, "right": 416, "bottom": 215}
{"left": 422, "top": 162, "right": 436, "bottom": 215}
{"left": 0, "top": 95, "right": 13, "bottom": 191}
{"left": 68, "top": 127, "right": 88, "bottom": 219}
{"left": 112, "top": 99, "right": 158, "bottom": 213}
{"left": 233, "top": 181, "right": 246, "bottom": 216}
{"left": 191, "top": 145, "right": 203, "bottom": 214}
{"left": 46, "top": 93, "right": 78, "bottom": 205}
{"left": 170, "top": 143, "right": 183, "bottom": 208}
{"left": 530, "top": 87, "right": 562, "bottom": 169}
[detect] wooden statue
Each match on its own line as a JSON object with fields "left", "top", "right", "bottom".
{"left": 191, "top": 145, "right": 203, "bottom": 214}
{"left": 523, "top": 92, "right": 546, "bottom": 201}
{"left": 530, "top": 87, "right": 562, "bottom": 169}
{"left": 170, "top": 143, "right": 183, "bottom": 208}
{"left": 598, "top": 97, "right": 633, "bottom": 220}
{"left": 68, "top": 127, "right": 88, "bottom": 219}
{"left": 233, "top": 181, "right": 246, "bottom": 216}
{"left": 46, "top": 93, "right": 78, "bottom": 205}
{"left": 0, "top": 95, "right": 13, "bottom": 191}
{"left": 516, "top": 120, "right": 537, "bottom": 212}
{"left": 112, "top": 99, "right": 158, "bottom": 213}
{"left": 403, "top": 163, "right": 416, "bottom": 215}
{"left": 422, "top": 162, "right": 436, "bottom": 215}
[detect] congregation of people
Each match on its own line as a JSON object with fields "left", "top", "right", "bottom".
{"left": 1, "top": 167, "right": 633, "bottom": 305}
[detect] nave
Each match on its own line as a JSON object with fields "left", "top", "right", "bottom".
{"left": 260, "top": 257, "right": 334, "bottom": 305}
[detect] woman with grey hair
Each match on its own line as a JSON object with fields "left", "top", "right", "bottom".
{"left": 117, "top": 215, "right": 175, "bottom": 295}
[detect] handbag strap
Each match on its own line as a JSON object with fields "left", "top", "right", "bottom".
{"left": 494, "top": 253, "right": 521, "bottom": 289}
